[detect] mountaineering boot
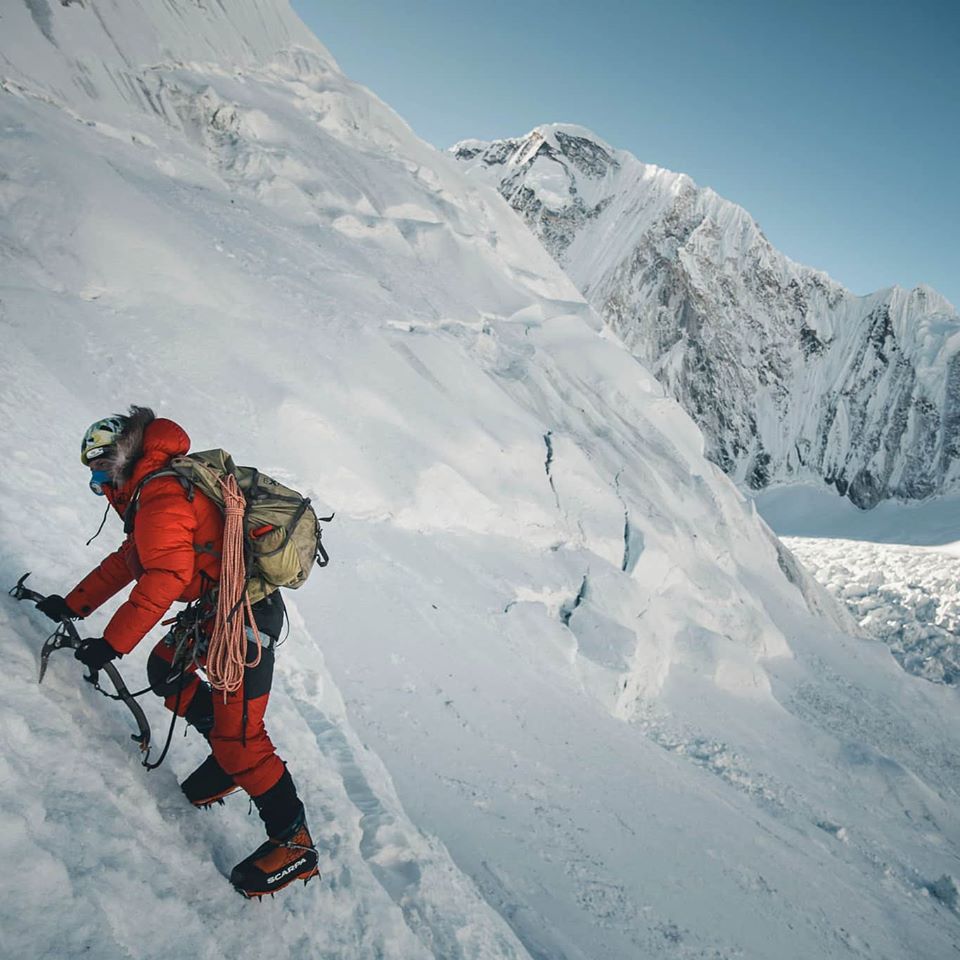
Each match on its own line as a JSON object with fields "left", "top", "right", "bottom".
{"left": 229, "top": 808, "right": 319, "bottom": 898}
{"left": 230, "top": 768, "right": 318, "bottom": 898}
{"left": 181, "top": 754, "right": 240, "bottom": 808}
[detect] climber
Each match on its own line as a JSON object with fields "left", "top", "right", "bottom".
{"left": 36, "top": 406, "right": 319, "bottom": 898}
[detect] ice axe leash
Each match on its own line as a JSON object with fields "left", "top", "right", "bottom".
{"left": 8, "top": 573, "right": 152, "bottom": 763}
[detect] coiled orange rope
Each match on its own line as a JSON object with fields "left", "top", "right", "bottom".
{"left": 206, "top": 474, "right": 261, "bottom": 695}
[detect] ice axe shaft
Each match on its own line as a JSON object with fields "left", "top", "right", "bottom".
{"left": 8, "top": 572, "right": 152, "bottom": 759}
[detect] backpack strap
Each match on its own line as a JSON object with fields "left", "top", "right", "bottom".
{"left": 122, "top": 467, "right": 194, "bottom": 535}
{"left": 253, "top": 498, "right": 312, "bottom": 559}
{"left": 316, "top": 513, "right": 333, "bottom": 567}
{"left": 195, "top": 540, "right": 221, "bottom": 558}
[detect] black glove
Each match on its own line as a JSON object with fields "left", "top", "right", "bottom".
{"left": 36, "top": 594, "right": 79, "bottom": 623}
{"left": 74, "top": 637, "right": 119, "bottom": 671}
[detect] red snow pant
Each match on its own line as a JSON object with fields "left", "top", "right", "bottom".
{"left": 147, "top": 630, "right": 285, "bottom": 798}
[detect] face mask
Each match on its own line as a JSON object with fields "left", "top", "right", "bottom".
{"left": 89, "top": 469, "right": 112, "bottom": 496}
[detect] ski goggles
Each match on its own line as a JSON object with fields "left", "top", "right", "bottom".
{"left": 89, "top": 469, "right": 112, "bottom": 497}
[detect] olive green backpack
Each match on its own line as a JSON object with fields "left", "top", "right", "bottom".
{"left": 125, "top": 449, "right": 331, "bottom": 604}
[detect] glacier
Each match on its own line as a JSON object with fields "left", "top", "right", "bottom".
{"left": 453, "top": 124, "right": 960, "bottom": 509}
{"left": 2, "top": 3, "right": 960, "bottom": 959}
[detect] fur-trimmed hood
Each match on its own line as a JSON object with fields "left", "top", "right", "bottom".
{"left": 107, "top": 405, "right": 157, "bottom": 484}
{"left": 100, "top": 413, "right": 192, "bottom": 516}
{"left": 103, "top": 407, "right": 191, "bottom": 489}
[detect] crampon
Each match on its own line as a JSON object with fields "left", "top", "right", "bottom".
{"left": 230, "top": 812, "right": 320, "bottom": 899}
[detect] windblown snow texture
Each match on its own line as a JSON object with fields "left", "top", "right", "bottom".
{"left": 453, "top": 125, "right": 960, "bottom": 509}
{"left": 2, "top": 4, "right": 960, "bottom": 959}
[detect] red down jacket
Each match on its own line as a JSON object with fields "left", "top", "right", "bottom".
{"left": 66, "top": 419, "right": 223, "bottom": 655}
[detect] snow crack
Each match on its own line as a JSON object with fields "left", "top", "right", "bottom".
{"left": 613, "top": 470, "right": 641, "bottom": 574}
{"left": 559, "top": 574, "right": 588, "bottom": 627}
{"left": 543, "top": 430, "right": 560, "bottom": 510}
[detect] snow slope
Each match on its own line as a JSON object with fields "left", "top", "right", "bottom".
{"left": 2, "top": 3, "right": 960, "bottom": 958}
{"left": 452, "top": 125, "right": 960, "bottom": 509}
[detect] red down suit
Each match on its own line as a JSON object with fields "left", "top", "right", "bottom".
{"left": 66, "top": 417, "right": 286, "bottom": 797}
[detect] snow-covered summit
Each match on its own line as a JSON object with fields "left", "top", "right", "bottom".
{"left": 453, "top": 126, "right": 960, "bottom": 508}
{"left": 4, "top": 6, "right": 960, "bottom": 959}
{"left": 455, "top": 123, "right": 614, "bottom": 159}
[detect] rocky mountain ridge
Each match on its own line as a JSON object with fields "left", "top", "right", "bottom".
{"left": 453, "top": 125, "right": 960, "bottom": 508}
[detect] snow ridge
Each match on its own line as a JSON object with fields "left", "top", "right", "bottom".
{"left": 452, "top": 126, "right": 960, "bottom": 508}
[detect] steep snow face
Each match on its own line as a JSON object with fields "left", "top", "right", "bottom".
{"left": 4, "top": 7, "right": 960, "bottom": 960}
{"left": 3, "top": 0, "right": 333, "bottom": 108}
{"left": 453, "top": 125, "right": 960, "bottom": 508}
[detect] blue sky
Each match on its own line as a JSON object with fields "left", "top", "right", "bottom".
{"left": 293, "top": 0, "right": 959, "bottom": 308}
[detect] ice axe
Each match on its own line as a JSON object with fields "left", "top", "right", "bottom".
{"left": 9, "top": 572, "right": 152, "bottom": 760}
